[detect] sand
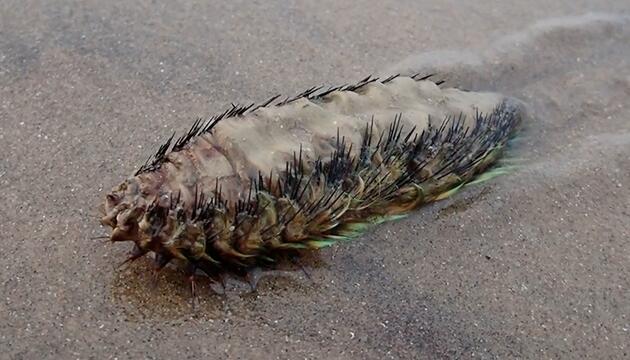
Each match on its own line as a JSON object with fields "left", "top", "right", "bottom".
{"left": 1, "top": 1, "right": 629, "bottom": 359}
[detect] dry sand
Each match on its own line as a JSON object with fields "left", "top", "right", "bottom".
{"left": 1, "top": 1, "right": 629, "bottom": 359}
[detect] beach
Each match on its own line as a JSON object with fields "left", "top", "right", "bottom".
{"left": 1, "top": 1, "right": 629, "bottom": 358}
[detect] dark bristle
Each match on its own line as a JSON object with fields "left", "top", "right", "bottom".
{"left": 412, "top": 73, "right": 435, "bottom": 81}
{"left": 381, "top": 74, "right": 400, "bottom": 83}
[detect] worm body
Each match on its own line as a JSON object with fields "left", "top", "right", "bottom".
{"left": 101, "top": 75, "right": 522, "bottom": 286}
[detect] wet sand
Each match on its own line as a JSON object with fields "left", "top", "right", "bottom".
{"left": 1, "top": 1, "right": 629, "bottom": 359}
